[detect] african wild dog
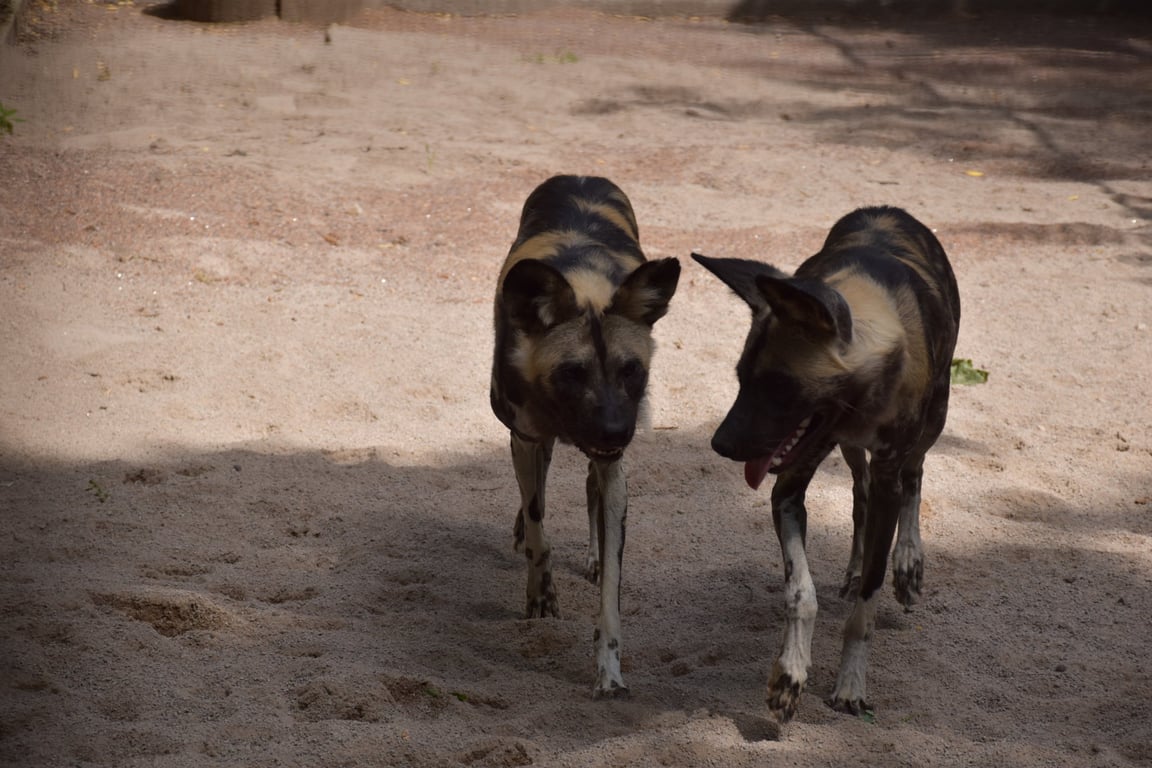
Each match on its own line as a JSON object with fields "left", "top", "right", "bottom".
{"left": 491, "top": 175, "right": 680, "bottom": 698}
{"left": 692, "top": 206, "right": 960, "bottom": 722}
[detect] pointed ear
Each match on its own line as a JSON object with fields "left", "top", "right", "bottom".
{"left": 609, "top": 257, "right": 681, "bottom": 326}
{"left": 501, "top": 260, "right": 580, "bottom": 333}
{"left": 755, "top": 275, "right": 848, "bottom": 339}
{"left": 691, "top": 253, "right": 789, "bottom": 313}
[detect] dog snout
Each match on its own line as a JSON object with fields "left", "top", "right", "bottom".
{"left": 598, "top": 418, "right": 634, "bottom": 449}
{"left": 712, "top": 410, "right": 756, "bottom": 461}
{"left": 711, "top": 428, "right": 737, "bottom": 460}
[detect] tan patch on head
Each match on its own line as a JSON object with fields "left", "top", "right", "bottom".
{"left": 565, "top": 267, "right": 617, "bottom": 312}
{"left": 498, "top": 230, "right": 594, "bottom": 287}
{"left": 511, "top": 319, "right": 588, "bottom": 386}
{"left": 510, "top": 312, "right": 654, "bottom": 391}
{"left": 576, "top": 198, "right": 638, "bottom": 240}
{"left": 601, "top": 314, "right": 655, "bottom": 367}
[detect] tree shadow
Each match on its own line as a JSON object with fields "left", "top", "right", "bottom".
{"left": 684, "top": 3, "right": 1152, "bottom": 229}
{"left": 1, "top": 424, "right": 1148, "bottom": 763}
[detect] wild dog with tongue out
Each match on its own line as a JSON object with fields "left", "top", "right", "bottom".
{"left": 491, "top": 175, "right": 680, "bottom": 698}
{"left": 691, "top": 206, "right": 960, "bottom": 722}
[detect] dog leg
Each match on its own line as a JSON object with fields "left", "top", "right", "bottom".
{"left": 829, "top": 460, "right": 901, "bottom": 715}
{"left": 512, "top": 507, "right": 525, "bottom": 552}
{"left": 891, "top": 456, "right": 925, "bottom": 607}
{"left": 584, "top": 462, "right": 601, "bottom": 584}
{"left": 766, "top": 459, "right": 825, "bottom": 722}
{"left": 591, "top": 457, "right": 629, "bottom": 698}
{"left": 839, "top": 445, "right": 869, "bottom": 599}
{"left": 511, "top": 433, "right": 559, "bottom": 619}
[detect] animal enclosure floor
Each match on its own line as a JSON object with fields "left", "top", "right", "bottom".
{"left": 1, "top": 2, "right": 1150, "bottom": 766}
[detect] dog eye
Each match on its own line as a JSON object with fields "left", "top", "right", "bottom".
{"left": 618, "top": 359, "right": 646, "bottom": 390}
{"left": 552, "top": 363, "right": 588, "bottom": 390}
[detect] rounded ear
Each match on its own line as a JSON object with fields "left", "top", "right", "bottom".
{"left": 755, "top": 275, "right": 849, "bottom": 340}
{"left": 501, "top": 260, "right": 580, "bottom": 333}
{"left": 608, "top": 257, "right": 681, "bottom": 326}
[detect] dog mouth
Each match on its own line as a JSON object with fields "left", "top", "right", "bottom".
{"left": 743, "top": 414, "right": 820, "bottom": 490}
{"left": 581, "top": 445, "right": 625, "bottom": 462}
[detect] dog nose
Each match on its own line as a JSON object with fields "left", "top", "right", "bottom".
{"left": 711, "top": 431, "right": 735, "bottom": 459}
{"left": 599, "top": 420, "right": 633, "bottom": 449}
{"left": 711, "top": 417, "right": 746, "bottom": 460}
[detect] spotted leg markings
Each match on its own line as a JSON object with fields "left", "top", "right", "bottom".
{"left": 591, "top": 458, "right": 628, "bottom": 699}
{"left": 767, "top": 515, "right": 818, "bottom": 721}
{"left": 891, "top": 461, "right": 925, "bottom": 607}
{"left": 522, "top": 499, "right": 559, "bottom": 619}
{"left": 511, "top": 435, "right": 560, "bottom": 620}
{"left": 766, "top": 665, "right": 803, "bottom": 723}
{"left": 592, "top": 630, "right": 629, "bottom": 700}
{"left": 525, "top": 546, "right": 559, "bottom": 619}
{"left": 891, "top": 546, "right": 923, "bottom": 608}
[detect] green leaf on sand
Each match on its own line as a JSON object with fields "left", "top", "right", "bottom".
{"left": 950, "top": 358, "right": 988, "bottom": 385}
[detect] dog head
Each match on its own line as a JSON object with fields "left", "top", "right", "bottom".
{"left": 692, "top": 252, "right": 904, "bottom": 489}
{"left": 501, "top": 256, "right": 680, "bottom": 460}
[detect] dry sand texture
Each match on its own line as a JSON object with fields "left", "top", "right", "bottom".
{"left": 1, "top": 2, "right": 1150, "bottom": 766}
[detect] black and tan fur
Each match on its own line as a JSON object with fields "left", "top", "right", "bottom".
{"left": 692, "top": 206, "right": 960, "bottom": 722}
{"left": 491, "top": 175, "right": 680, "bottom": 698}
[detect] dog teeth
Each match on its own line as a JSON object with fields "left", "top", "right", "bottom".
{"left": 774, "top": 418, "right": 813, "bottom": 465}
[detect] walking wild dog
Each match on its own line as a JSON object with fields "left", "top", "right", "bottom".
{"left": 692, "top": 206, "right": 960, "bottom": 721}
{"left": 491, "top": 175, "right": 680, "bottom": 698}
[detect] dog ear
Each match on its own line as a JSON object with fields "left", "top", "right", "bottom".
{"left": 754, "top": 275, "right": 849, "bottom": 340}
{"left": 501, "top": 260, "right": 580, "bottom": 333}
{"left": 691, "top": 253, "right": 788, "bottom": 313}
{"left": 609, "top": 257, "right": 681, "bottom": 326}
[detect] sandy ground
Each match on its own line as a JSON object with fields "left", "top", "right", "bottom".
{"left": 1, "top": 1, "right": 1151, "bottom": 766}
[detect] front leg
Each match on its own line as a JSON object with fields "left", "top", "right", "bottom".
{"left": 891, "top": 456, "right": 926, "bottom": 607}
{"left": 583, "top": 462, "right": 601, "bottom": 584}
{"left": 591, "top": 457, "right": 629, "bottom": 698}
{"left": 510, "top": 433, "right": 559, "bottom": 619}
{"left": 765, "top": 448, "right": 830, "bottom": 722}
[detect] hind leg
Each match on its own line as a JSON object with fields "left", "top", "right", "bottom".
{"left": 510, "top": 432, "right": 559, "bottom": 619}
{"left": 893, "top": 381, "right": 949, "bottom": 606}
{"left": 839, "top": 445, "right": 869, "bottom": 599}
{"left": 891, "top": 456, "right": 925, "bottom": 607}
{"left": 829, "top": 457, "right": 901, "bottom": 715}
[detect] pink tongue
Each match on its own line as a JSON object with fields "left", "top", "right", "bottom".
{"left": 744, "top": 456, "right": 774, "bottom": 491}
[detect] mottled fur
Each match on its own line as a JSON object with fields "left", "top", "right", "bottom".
{"left": 491, "top": 175, "right": 680, "bottom": 698}
{"left": 692, "top": 206, "right": 960, "bottom": 722}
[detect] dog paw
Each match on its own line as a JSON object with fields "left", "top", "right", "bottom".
{"left": 892, "top": 557, "right": 923, "bottom": 607}
{"left": 525, "top": 595, "right": 560, "bottom": 619}
{"left": 827, "top": 694, "right": 873, "bottom": 719}
{"left": 592, "top": 678, "right": 629, "bottom": 700}
{"left": 766, "top": 672, "right": 803, "bottom": 723}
